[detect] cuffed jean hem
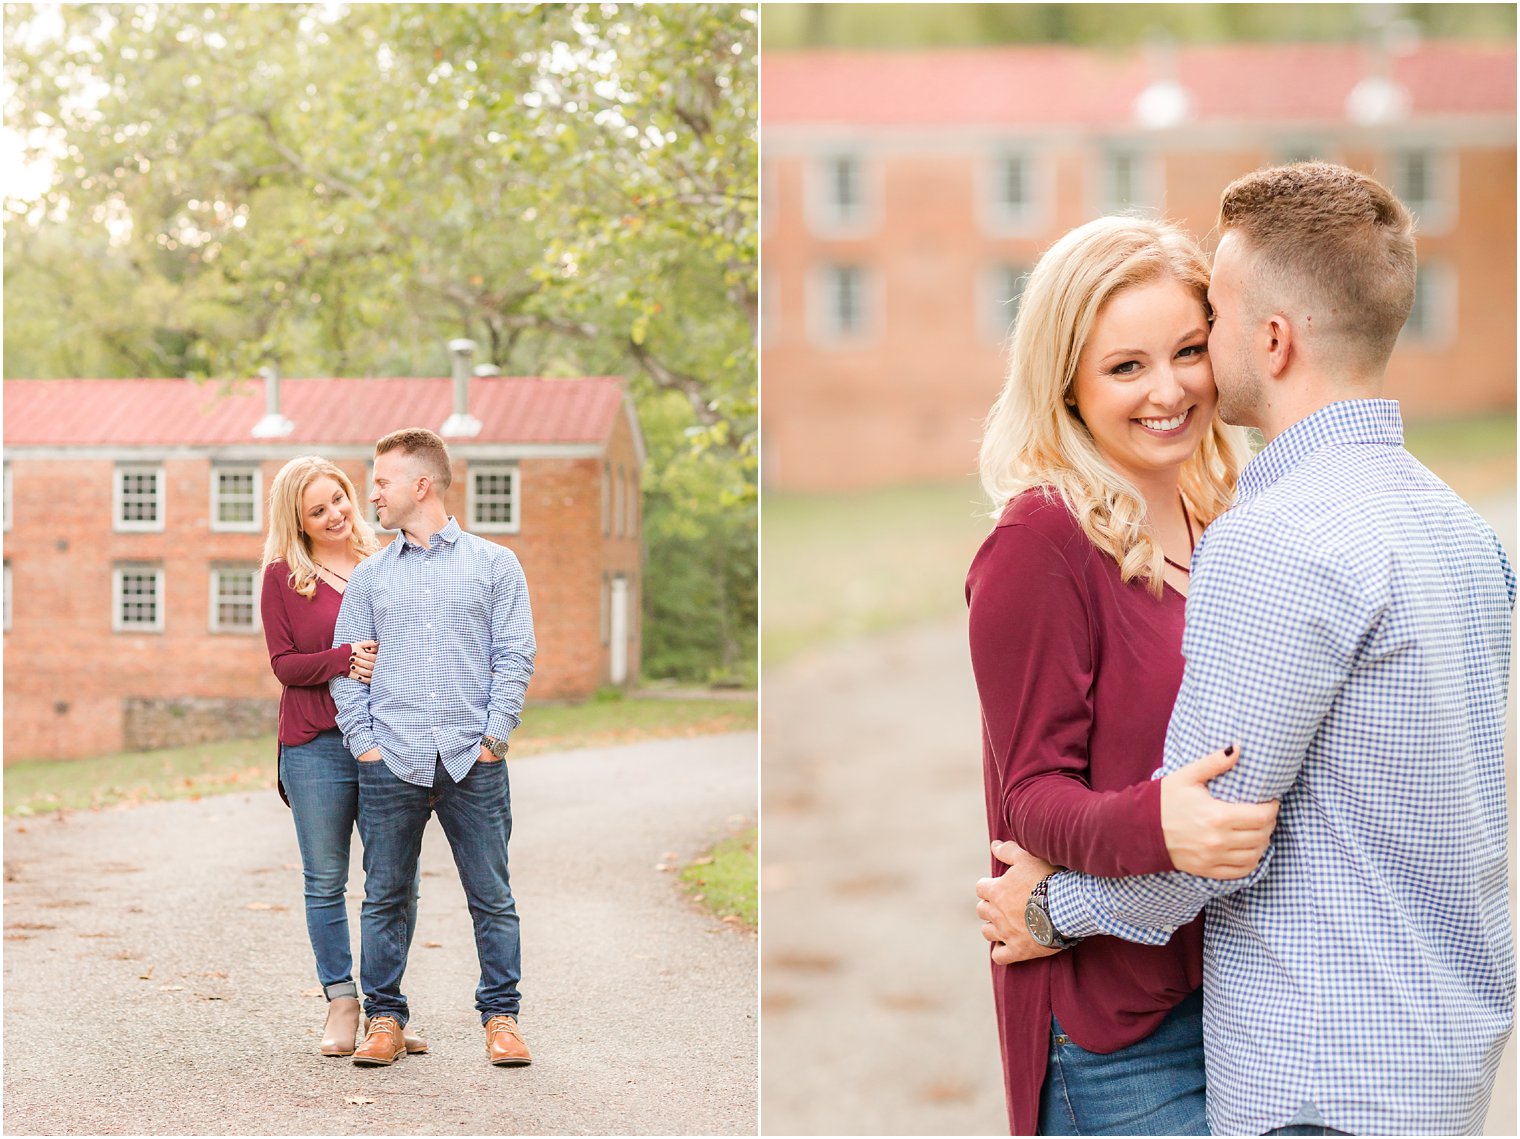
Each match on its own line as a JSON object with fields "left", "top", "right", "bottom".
{"left": 479, "top": 1008, "right": 522, "bottom": 1025}
{"left": 324, "top": 981, "right": 359, "bottom": 1001}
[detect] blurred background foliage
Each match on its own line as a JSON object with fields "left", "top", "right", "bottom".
{"left": 761, "top": 2, "right": 1515, "bottom": 48}
{"left": 3, "top": 2, "right": 757, "bottom": 686}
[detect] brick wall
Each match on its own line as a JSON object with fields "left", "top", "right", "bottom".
{"left": 762, "top": 139, "right": 1516, "bottom": 491}
{"left": 4, "top": 431, "right": 644, "bottom": 763}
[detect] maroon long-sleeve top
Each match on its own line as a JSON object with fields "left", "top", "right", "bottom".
{"left": 261, "top": 560, "right": 354, "bottom": 761}
{"left": 966, "top": 489, "right": 1203, "bottom": 1136}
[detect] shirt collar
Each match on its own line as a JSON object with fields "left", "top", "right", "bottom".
{"left": 398, "top": 515, "right": 463, "bottom": 554}
{"left": 1236, "top": 399, "right": 1404, "bottom": 505}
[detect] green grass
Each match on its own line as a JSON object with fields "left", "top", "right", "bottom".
{"left": 678, "top": 824, "right": 757, "bottom": 929}
{"left": 3, "top": 695, "right": 757, "bottom": 818}
{"left": 761, "top": 412, "right": 1514, "bottom": 666}
{"left": 761, "top": 477, "right": 994, "bottom": 667}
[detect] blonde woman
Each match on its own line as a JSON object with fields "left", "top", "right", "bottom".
{"left": 260, "top": 456, "right": 423, "bottom": 1058}
{"left": 966, "top": 218, "right": 1277, "bottom": 1135}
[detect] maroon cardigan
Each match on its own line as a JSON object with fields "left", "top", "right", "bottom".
{"left": 966, "top": 489, "right": 1203, "bottom": 1136}
{"left": 260, "top": 561, "right": 354, "bottom": 802}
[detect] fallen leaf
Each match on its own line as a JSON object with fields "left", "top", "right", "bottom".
{"left": 160, "top": 985, "right": 184, "bottom": 992}
{"left": 422, "top": 941, "right": 442, "bottom": 948}
{"left": 302, "top": 986, "right": 324, "bottom": 998}
{"left": 195, "top": 993, "right": 226, "bottom": 1001}
{"left": 140, "top": 966, "right": 154, "bottom": 980}
{"left": 244, "top": 902, "right": 288, "bottom": 911}
{"left": 691, "top": 857, "right": 715, "bottom": 867}
{"left": 344, "top": 1095, "right": 375, "bottom": 1106}
{"left": 198, "top": 970, "right": 228, "bottom": 978}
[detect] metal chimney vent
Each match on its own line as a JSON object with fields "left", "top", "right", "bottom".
{"left": 251, "top": 365, "right": 294, "bottom": 438}
{"left": 440, "top": 338, "right": 483, "bottom": 438}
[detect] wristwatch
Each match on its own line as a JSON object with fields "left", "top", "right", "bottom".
{"left": 482, "top": 736, "right": 509, "bottom": 760}
{"left": 1025, "top": 872, "right": 1082, "bottom": 950}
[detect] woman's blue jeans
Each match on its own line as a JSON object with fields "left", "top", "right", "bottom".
{"left": 280, "top": 729, "right": 418, "bottom": 1000}
{"left": 1039, "top": 988, "right": 1209, "bottom": 1135}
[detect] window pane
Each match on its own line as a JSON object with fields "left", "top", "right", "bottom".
{"left": 472, "top": 470, "right": 516, "bottom": 526}
{"left": 120, "top": 573, "right": 158, "bottom": 624}
{"left": 1000, "top": 155, "right": 1027, "bottom": 210}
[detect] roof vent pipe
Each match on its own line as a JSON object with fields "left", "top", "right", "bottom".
{"left": 251, "top": 365, "right": 294, "bottom": 438}
{"left": 441, "top": 338, "right": 483, "bottom": 438}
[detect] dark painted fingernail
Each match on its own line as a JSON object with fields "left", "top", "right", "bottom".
{"left": 1224, "top": 745, "right": 1236, "bottom": 757}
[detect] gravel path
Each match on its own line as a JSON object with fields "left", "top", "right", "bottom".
{"left": 760, "top": 492, "right": 1517, "bottom": 1136}
{"left": 3, "top": 733, "right": 757, "bottom": 1136}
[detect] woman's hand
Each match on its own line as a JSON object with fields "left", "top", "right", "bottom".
{"left": 1160, "top": 745, "right": 1279, "bottom": 879}
{"left": 349, "top": 640, "right": 378, "bottom": 685}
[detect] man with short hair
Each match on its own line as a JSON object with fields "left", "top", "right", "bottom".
{"left": 978, "top": 163, "right": 1514, "bottom": 1134}
{"left": 332, "top": 427, "right": 536, "bottom": 1068}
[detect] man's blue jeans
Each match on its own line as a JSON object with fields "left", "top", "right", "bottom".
{"left": 355, "top": 753, "right": 521, "bottom": 1027}
{"left": 1039, "top": 988, "right": 1209, "bottom": 1135}
{"left": 280, "top": 729, "right": 418, "bottom": 1000}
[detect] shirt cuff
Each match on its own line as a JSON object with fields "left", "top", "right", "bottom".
{"left": 344, "top": 728, "right": 378, "bottom": 759}
{"left": 484, "top": 712, "right": 518, "bottom": 742}
{"left": 1045, "top": 871, "right": 1101, "bottom": 940}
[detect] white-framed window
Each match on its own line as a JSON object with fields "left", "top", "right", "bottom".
{"left": 980, "top": 149, "right": 1043, "bottom": 233}
{"left": 114, "top": 464, "right": 165, "bottom": 532}
{"left": 3, "top": 562, "right": 10, "bottom": 633}
{"left": 210, "top": 465, "right": 260, "bottom": 532}
{"left": 3, "top": 462, "right": 11, "bottom": 532}
{"left": 1097, "top": 146, "right": 1157, "bottom": 214}
{"left": 113, "top": 564, "right": 165, "bottom": 633}
{"left": 809, "top": 264, "right": 877, "bottom": 344}
{"left": 626, "top": 471, "right": 638, "bottom": 536}
{"left": 467, "top": 464, "right": 520, "bottom": 534}
{"left": 1390, "top": 147, "right": 1455, "bottom": 232}
{"left": 980, "top": 263, "right": 1032, "bottom": 345}
{"left": 805, "top": 152, "right": 875, "bottom": 235}
{"left": 1401, "top": 260, "right": 1457, "bottom": 347}
{"left": 209, "top": 566, "right": 259, "bottom": 633}
{"left": 601, "top": 463, "right": 611, "bottom": 537}
{"left": 614, "top": 467, "right": 626, "bottom": 538}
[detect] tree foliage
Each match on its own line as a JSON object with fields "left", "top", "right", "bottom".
{"left": 761, "top": 2, "right": 1516, "bottom": 50}
{"left": 4, "top": 2, "right": 757, "bottom": 682}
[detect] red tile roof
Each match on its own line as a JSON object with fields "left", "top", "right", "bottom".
{"left": 3, "top": 375, "right": 628, "bottom": 448}
{"left": 762, "top": 41, "right": 1516, "bottom": 128}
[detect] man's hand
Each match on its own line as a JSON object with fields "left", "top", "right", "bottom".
{"left": 356, "top": 748, "right": 382, "bottom": 764}
{"left": 975, "top": 840, "right": 1061, "bottom": 965}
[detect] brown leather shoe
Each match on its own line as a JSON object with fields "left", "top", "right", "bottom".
{"left": 484, "top": 1015, "right": 532, "bottom": 1066}
{"left": 352, "top": 1015, "right": 406, "bottom": 1066}
{"left": 319, "top": 996, "right": 361, "bottom": 1056}
{"left": 402, "top": 1025, "right": 428, "bottom": 1054}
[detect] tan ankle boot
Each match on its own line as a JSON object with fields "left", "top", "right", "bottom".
{"left": 319, "top": 996, "right": 361, "bottom": 1056}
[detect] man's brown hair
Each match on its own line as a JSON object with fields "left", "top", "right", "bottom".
{"left": 1218, "top": 162, "right": 1416, "bottom": 374}
{"left": 375, "top": 427, "right": 453, "bottom": 492}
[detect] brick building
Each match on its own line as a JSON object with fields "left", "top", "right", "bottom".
{"left": 3, "top": 359, "right": 645, "bottom": 762}
{"left": 761, "top": 39, "right": 1517, "bottom": 490}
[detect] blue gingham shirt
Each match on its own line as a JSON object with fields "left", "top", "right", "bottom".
{"left": 1047, "top": 400, "right": 1515, "bottom": 1135}
{"left": 331, "top": 516, "right": 536, "bottom": 786}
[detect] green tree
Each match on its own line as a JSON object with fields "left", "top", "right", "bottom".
{"left": 4, "top": 2, "right": 757, "bottom": 682}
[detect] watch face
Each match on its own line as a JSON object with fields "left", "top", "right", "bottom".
{"left": 1025, "top": 900, "right": 1054, "bottom": 947}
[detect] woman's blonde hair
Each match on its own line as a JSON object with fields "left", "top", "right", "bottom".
{"left": 261, "top": 456, "right": 379, "bottom": 599}
{"left": 978, "top": 215, "right": 1251, "bottom": 597}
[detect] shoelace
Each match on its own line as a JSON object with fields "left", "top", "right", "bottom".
{"left": 365, "top": 1016, "right": 399, "bottom": 1038}
{"left": 487, "top": 1017, "right": 521, "bottom": 1038}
